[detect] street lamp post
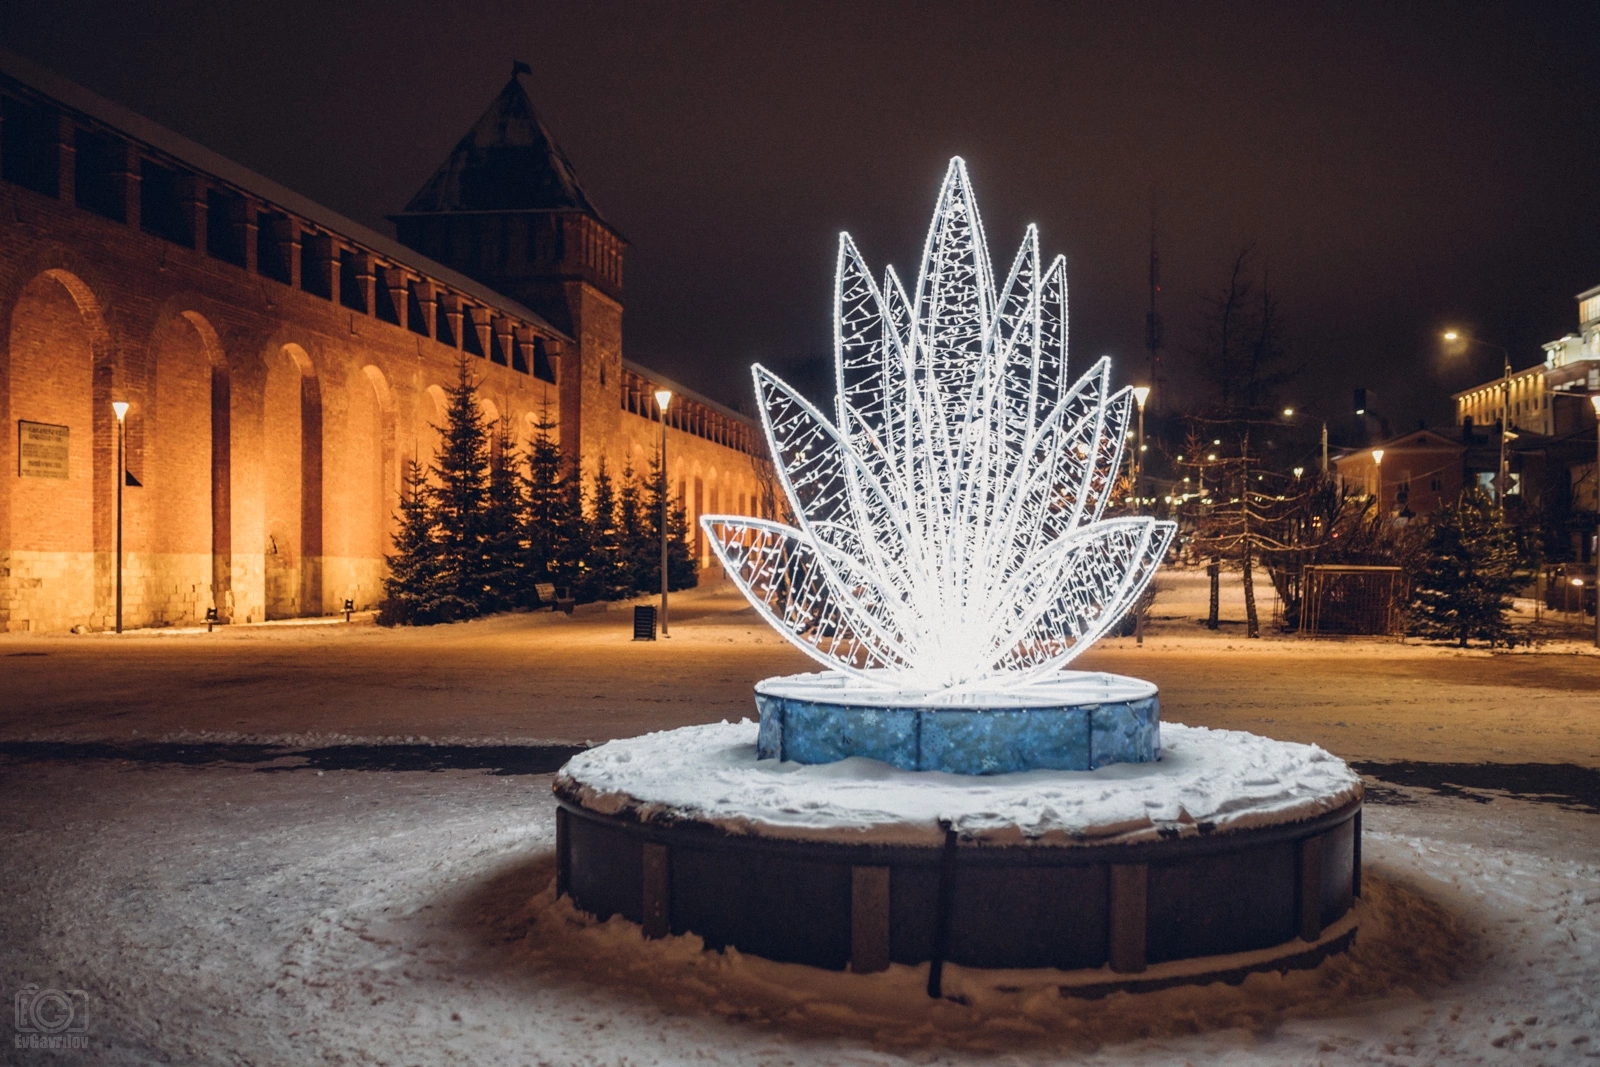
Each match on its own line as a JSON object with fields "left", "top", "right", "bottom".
{"left": 1372, "top": 448, "right": 1384, "bottom": 513}
{"left": 1590, "top": 394, "right": 1600, "bottom": 649}
{"left": 1131, "top": 385, "right": 1150, "bottom": 646}
{"left": 1444, "top": 331, "right": 1513, "bottom": 512}
{"left": 1131, "top": 386, "right": 1150, "bottom": 497}
{"left": 655, "top": 388, "right": 673, "bottom": 637}
{"left": 112, "top": 400, "right": 129, "bottom": 633}
{"left": 1283, "top": 406, "right": 1328, "bottom": 475}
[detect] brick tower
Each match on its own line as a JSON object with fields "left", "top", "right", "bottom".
{"left": 391, "top": 64, "right": 626, "bottom": 472}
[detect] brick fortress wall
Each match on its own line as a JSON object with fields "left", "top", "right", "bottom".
{"left": 0, "top": 62, "right": 771, "bottom": 633}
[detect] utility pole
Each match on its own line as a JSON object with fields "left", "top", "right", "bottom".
{"left": 1132, "top": 386, "right": 1150, "bottom": 646}
{"left": 1443, "top": 331, "right": 1513, "bottom": 520}
{"left": 1145, "top": 197, "right": 1164, "bottom": 417}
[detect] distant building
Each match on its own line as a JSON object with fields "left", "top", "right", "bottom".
{"left": 1453, "top": 284, "right": 1600, "bottom": 437}
{"left": 1333, "top": 429, "right": 1465, "bottom": 518}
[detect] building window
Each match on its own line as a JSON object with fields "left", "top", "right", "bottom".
{"left": 533, "top": 338, "right": 555, "bottom": 383}
{"left": 434, "top": 294, "right": 456, "bottom": 347}
{"left": 338, "top": 249, "right": 365, "bottom": 311}
{"left": 206, "top": 187, "right": 246, "bottom": 266}
{"left": 373, "top": 266, "right": 401, "bottom": 326}
{"left": 461, "top": 310, "right": 485, "bottom": 356}
{"left": 406, "top": 284, "right": 429, "bottom": 337}
{"left": 0, "top": 95, "right": 59, "bottom": 197}
{"left": 300, "top": 231, "right": 332, "bottom": 298}
{"left": 256, "top": 211, "right": 291, "bottom": 283}
{"left": 139, "top": 159, "right": 190, "bottom": 246}
{"left": 73, "top": 127, "right": 125, "bottom": 221}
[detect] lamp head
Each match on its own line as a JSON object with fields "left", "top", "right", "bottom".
{"left": 1131, "top": 385, "right": 1150, "bottom": 410}
{"left": 1282, "top": 407, "right": 1295, "bottom": 417}
{"left": 1443, "top": 330, "right": 1460, "bottom": 342}
{"left": 112, "top": 401, "right": 129, "bottom": 421}
{"left": 655, "top": 389, "right": 673, "bottom": 413}
{"left": 1372, "top": 449, "right": 1384, "bottom": 464}
{"left": 1293, "top": 466, "right": 1304, "bottom": 478}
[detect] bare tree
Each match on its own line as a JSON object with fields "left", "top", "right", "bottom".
{"left": 1189, "top": 248, "right": 1297, "bottom": 423}
{"left": 1179, "top": 428, "right": 1305, "bottom": 637}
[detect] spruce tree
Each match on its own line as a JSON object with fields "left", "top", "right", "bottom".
{"left": 666, "top": 490, "right": 698, "bottom": 591}
{"left": 431, "top": 358, "right": 491, "bottom": 620}
{"left": 617, "top": 461, "right": 644, "bottom": 593}
{"left": 479, "top": 422, "right": 529, "bottom": 613}
{"left": 558, "top": 470, "right": 594, "bottom": 602}
{"left": 588, "top": 459, "right": 631, "bottom": 601}
{"left": 523, "top": 405, "right": 585, "bottom": 602}
{"left": 635, "top": 449, "right": 698, "bottom": 593}
{"left": 1409, "top": 487, "right": 1522, "bottom": 647}
{"left": 379, "top": 459, "right": 444, "bottom": 625}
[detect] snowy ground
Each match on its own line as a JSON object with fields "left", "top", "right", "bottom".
{"left": 2, "top": 755, "right": 1596, "bottom": 1065}
{"left": 2, "top": 569, "right": 1599, "bottom": 1064}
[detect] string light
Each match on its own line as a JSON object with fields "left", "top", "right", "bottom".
{"left": 702, "top": 158, "right": 1176, "bottom": 692}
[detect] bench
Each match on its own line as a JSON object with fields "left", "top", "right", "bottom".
{"left": 535, "top": 582, "right": 576, "bottom": 614}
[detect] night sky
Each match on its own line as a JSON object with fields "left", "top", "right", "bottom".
{"left": 6, "top": 1, "right": 1600, "bottom": 433}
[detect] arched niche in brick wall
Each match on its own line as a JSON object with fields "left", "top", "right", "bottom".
{"left": 338, "top": 363, "right": 397, "bottom": 613}
{"left": 416, "top": 383, "right": 449, "bottom": 477}
{"left": 133, "top": 308, "right": 227, "bottom": 627}
{"left": 263, "top": 343, "right": 321, "bottom": 620}
{"left": 2, "top": 268, "right": 113, "bottom": 632}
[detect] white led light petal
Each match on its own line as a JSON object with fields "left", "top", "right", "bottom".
{"left": 753, "top": 366, "right": 916, "bottom": 609}
{"left": 703, "top": 517, "right": 904, "bottom": 679}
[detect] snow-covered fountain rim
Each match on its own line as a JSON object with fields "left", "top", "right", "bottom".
{"left": 753, "top": 669, "right": 1156, "bottom": 709}
{"left": 556, "top": 721, "right": 1363, "bottom": 848}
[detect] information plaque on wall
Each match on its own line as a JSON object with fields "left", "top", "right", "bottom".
{"left": 18, "top": 421, "right": 69, "bottom": 480}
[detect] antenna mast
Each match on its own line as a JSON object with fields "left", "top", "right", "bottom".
{"left": 1145, "top": 192, "right": 1164, "bottom": 416}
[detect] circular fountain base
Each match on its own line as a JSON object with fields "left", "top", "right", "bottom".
{"left": 754, "top": 670, "right": 1160, "bottom": 774}
{"left": 553, "top": 721, "right": 1363, "bottom": 984}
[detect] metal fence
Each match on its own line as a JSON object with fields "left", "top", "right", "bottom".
{"left": 1299, "top": 565, "right": 1406, "bottom": 637}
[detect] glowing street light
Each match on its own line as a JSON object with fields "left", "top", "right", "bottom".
{"left": 1131, "top": 385, "right": 1149, "bottom": 493}
{"left": 1372, "top": 448, "right": 1384, "bottom": 511}
{"left": 112, "top": 400, "right": 130, "bottom": 633}
{"left": 1443, "top": 330, "right": 1512, "bottom": 513}
{"left": 655, "top": 389, "right": 674, "bottom": 636}
{"left": 1293, "top": 466, "right": 1304, "bottom": 479}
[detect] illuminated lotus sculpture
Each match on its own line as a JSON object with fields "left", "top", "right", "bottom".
{"left": 553, "top": 160, "right": 1362, "bottom": 984}
{"left": 702, "top": 158, "right": 1176, "bottom": 773}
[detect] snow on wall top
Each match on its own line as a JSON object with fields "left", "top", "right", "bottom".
{"left": 555, "top": 720, "right": 1362, "bottom": 847}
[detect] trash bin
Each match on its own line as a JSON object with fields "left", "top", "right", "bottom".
{"left": 633, "top": 605, "right": 657, "bottom": 640}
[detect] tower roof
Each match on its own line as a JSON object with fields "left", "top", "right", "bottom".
{"left": 399, "top": 65, "right": 605, "bottom": 221}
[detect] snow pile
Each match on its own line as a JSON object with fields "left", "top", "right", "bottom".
{"left": 557, "top": 719, "right": 1362, "bottom": 845}
{"left": 514, "top": 865, "right": 1472, "bottom": 1055}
